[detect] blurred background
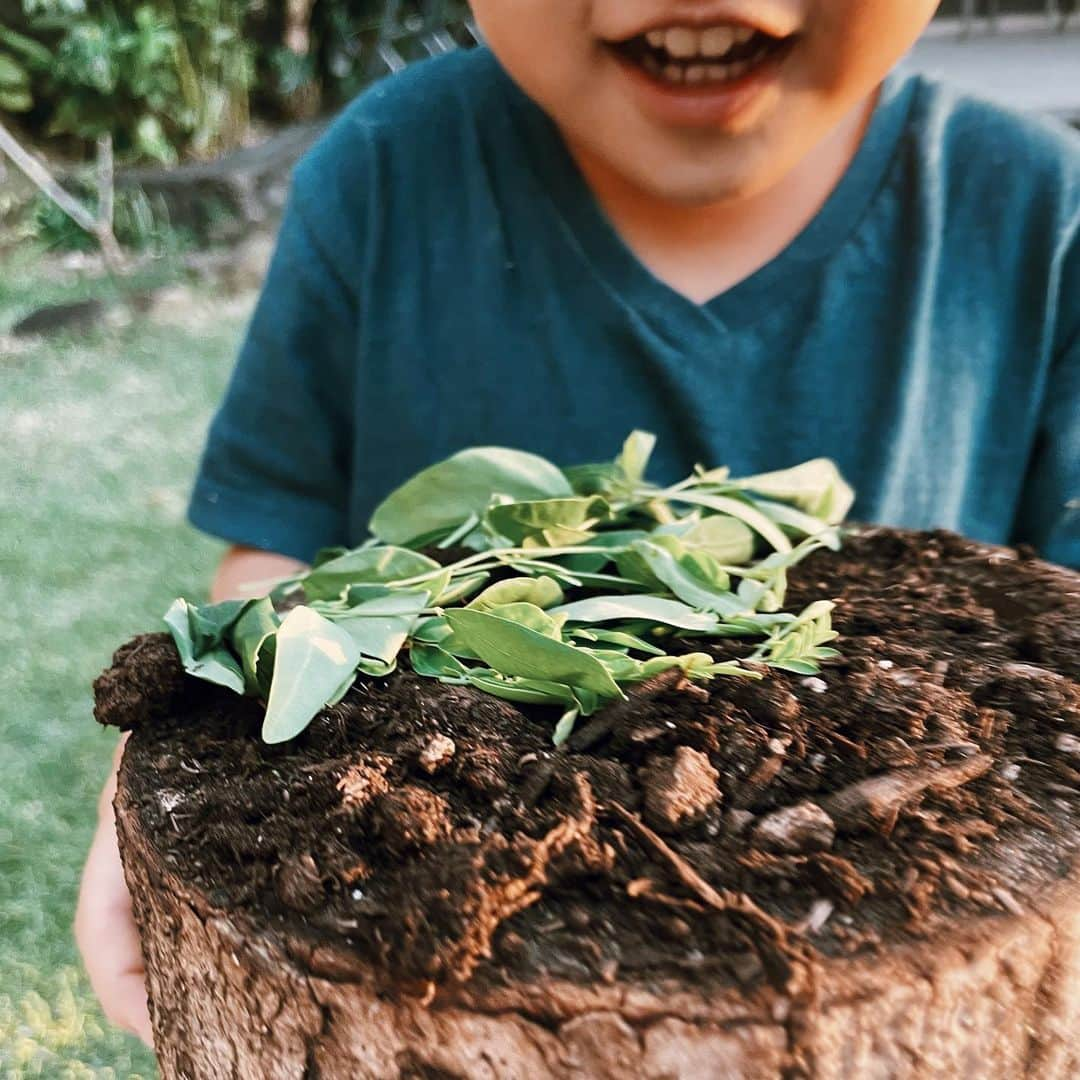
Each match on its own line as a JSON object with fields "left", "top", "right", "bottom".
{"left": 1, "top": 2, "right": 1078, "bottom": 1074}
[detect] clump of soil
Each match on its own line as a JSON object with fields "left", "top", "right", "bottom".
{"left": 97, "top": 529, "right": 1080, "bottom": 1000}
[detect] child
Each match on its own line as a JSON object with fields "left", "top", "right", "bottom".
{"left": 77, "top": 0, "right": 1079, "bottom": 1046}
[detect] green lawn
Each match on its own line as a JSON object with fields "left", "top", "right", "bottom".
{"left": 1, "top": 257, "right": 250, "bottom": 1077}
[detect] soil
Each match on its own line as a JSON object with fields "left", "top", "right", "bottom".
{"left": 96, "top": 527, "right": 1080, "bottom": 1008}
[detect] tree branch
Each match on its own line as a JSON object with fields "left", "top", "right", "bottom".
{"left": 0, "top": 120, "right": 123, "bottom": 270}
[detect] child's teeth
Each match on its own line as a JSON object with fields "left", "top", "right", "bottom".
{"left": 663, "top": 27, "right": 700, "bottom": 59}
{"left": 632, "top": 23, "right": 779, "bottom": 84}
{"left": 700, "top": 26, "right": 735, "bottom": 57}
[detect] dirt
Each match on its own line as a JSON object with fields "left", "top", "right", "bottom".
{"left": 95, "top": 528, "right": 1080, "bottom": 1003}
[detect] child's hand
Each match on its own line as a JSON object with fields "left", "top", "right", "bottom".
{"left": 74, "top": 736, "right": 153, "bottom": 1047}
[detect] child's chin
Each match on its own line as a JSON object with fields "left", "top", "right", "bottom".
{"left": 610, "top": 144, "right": 782, "bottom": 207}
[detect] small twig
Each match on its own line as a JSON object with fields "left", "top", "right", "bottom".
{"left": 607, "top": 801, "right": 806, "bottom": 990}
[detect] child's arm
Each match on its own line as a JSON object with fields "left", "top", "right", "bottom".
{"left": 75, "top": 546, "right": 305, "bottom": 1045}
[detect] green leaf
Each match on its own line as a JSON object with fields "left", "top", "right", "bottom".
{"left": 0, "top": 27, "right": 53, "bottom": 68}
{"left": 571, "top": 628, "right": 666, "bottom": 655}
{"left": 262, "top": 607, "right": 363, "bottom": 744}
{"left": 411, "top": 615, "right": 453, "bottom": 645}
{"left": 0, "top": 86, "right": 32, "bottom": 111}
{"left": 370, "top": 446, "right": 572, "bottom": 545}
{"left": 432, "top": 571, "right": 490, "bottom": 606}
{"left": 680, "top": 515, "right": 756, "bottom": 564}
{"left": 187, "top": 599, "right": 248, "bottom": 653}
{"left": 163, "top": 598, "right": 246, "bottom": 694}
{"left": 562, "top": 462, "right": 622, "bottom": 497}
{"left": 754, "top": 600, "right": 839, "bottom": 674}
{"left": 767, "top": 659, "right": 821, "bottom": 676}
{"left": 550, "top": 594, "right": 719, "bottom": 631}
{"left": 303, "top": 546, "right": 442, "bottom": 601}
{"left": 753, "top": 499, "right": 842, "bottom": 550}
{"left": 622, "top": 539, "right": 743, "bottom": 617}
{"left": 481, "top": 602, "right": 566, "bottom": 639}
{"left": 669, "top": 491, "right": 793, "bottom": 553}
{"left": 638, "top": 653, "right": 761, "bottom": 681}
{"left": 463, "top": 669, "right": 585, "bottom": 711}
{"left": 615, "top": 430, "right": 657, "bottom": 485}
{"left": 581, "top": 647, "right": 646, "bottom": 681}
{"left": 467, "top": 575, "right": 565, "bottom": 612}
{"left": 319, "top": 590, "right": 430, "bottom": 665}
{"left": 734, "top": 459, "right": 854, "bottom": 524}
{"left": 445, "top": 608, "right": 624, "bottom": 700}
{"left": 552, "top": 706, "right": 580, "bottom": 746}
{"left": 311, "top": 545, "right": 349, "bottom": 568}
{"left": 230, "top": 597, "right": 280, "bottom": 696}
{"left": 562, "top": 530, "right": 649, "bottom": 572}
{"left": 0, "top": 54, "right": 29, "bottom": 89}
{"left": 409, "top": 642, "right": 469, "bottom": 679}
{"left": 485, "top": 495, "right": 609, "bottom": 545}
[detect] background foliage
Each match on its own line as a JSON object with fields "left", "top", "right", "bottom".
{"left": 0, "top": 0, "right": 412, "bottom": 164}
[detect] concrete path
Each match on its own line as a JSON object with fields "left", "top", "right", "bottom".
{"left": 905, "top": 26, "right": 1080, "bottom": 121}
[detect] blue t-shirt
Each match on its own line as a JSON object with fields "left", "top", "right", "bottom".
{"left": 188, "top": 47, "right": 1080, "bottom": 568}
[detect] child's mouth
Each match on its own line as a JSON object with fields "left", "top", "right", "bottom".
{"left": 609, "top": 23, "right": 794, "bottom": 88}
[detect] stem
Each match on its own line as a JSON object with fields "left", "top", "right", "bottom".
{"left": 391, "top": 544, "right": 627, "bottom": 588}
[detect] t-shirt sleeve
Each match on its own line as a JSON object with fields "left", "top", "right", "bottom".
{"left": 1012, "top": 234, "right": 1080, "bottom": 569}
{"left": 187, "top": 186, "right": 358, "bottom": 563}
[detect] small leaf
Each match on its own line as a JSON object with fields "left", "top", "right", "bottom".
{"left": 552, "top": 706, "right": 580, "bottom": 746}
{"left": 467, "top": 575, "right": 565, "bottom": 612}
{"left": 445, "top": 608, "right": 624, "bottom": 700}
{"left": 463, "top": 669, "right": 581, "bottom": 709}
{"left": 562, "top": 530, "right": 649, "bottom": 572}
{"left": 187, "top": 600, "right": 249, "bottom": 653}
{"left": 163, "top": 598, "right": 246, "bottom": 694}
{"left": 433, "top": 571, "right": 490, "bottom": 606}
{"left": 262, "top": 607, "right": 363, "bottom": 744}
{"left": 562, "top": 461, "right": 622, "bottom": 497}
{"left": 481, "top": 602, "right": 567, "bottom": 639}
{"left": 319, "top": 590, "right": 431, "bottom": 665}
{"left": 734, "top": 459, "right": 854, "bottom": 524}
{"left": 230, "top": 597, "right": 281, "bottom": 696}
{"left": 485, "top": 495, "right": 609, "bottom": 545}
{"left": 550, "top": 594, "right": 719, "bottom": 631}
{"left": 409, "top": 642, "right": 469, "bottom": 679}
{"left": 754, "top": 499, "right": 842, "bottom": 550}
{"left": 680, "top": 515, "right": 756, "bottom": 564}
{"left": 303, "top": 546, "right": 441, "bottom": 601}
{"left": 370, "top": 446, "right": 573, "bottom": 545}
{"left": 615, "top": 430, "right": 657, "bottom": 485}
{"left": 311, "top": 545, "right": 349, "bottom": 568}
{"left": 571, "top": 628, "right": 666, "bottom": 655}
{"left": 669, "top": 491, "right": 793, "bottom": 553}
{"left": 624, "top": 539, "right": 743, "bottom": 616}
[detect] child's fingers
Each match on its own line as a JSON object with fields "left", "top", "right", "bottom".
{"left": 75, "top": 741, "right": 153, "bottom": 1048}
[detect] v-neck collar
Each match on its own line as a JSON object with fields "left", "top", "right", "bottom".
{"left": 500, "top": 58, "right": 918, "bottom": 331}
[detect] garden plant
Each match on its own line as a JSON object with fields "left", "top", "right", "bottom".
{"left": 94, "top": 434, "right": 1080, "bottom": 1078}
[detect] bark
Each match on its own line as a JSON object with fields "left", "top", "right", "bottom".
{"left": 116, "top": 757, "right": 1080, "bottom": 1080}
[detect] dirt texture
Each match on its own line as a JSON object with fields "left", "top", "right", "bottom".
{"left": 98, "top": 528, "right": 1080, "bottom": 1078}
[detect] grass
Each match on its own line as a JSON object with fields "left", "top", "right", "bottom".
{"left": 1, "top": 255, "right": 251, "bottom": 1077}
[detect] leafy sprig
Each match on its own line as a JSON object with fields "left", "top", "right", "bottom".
{"left": 165, "top": 433, "right": 853, "bottom": 744}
